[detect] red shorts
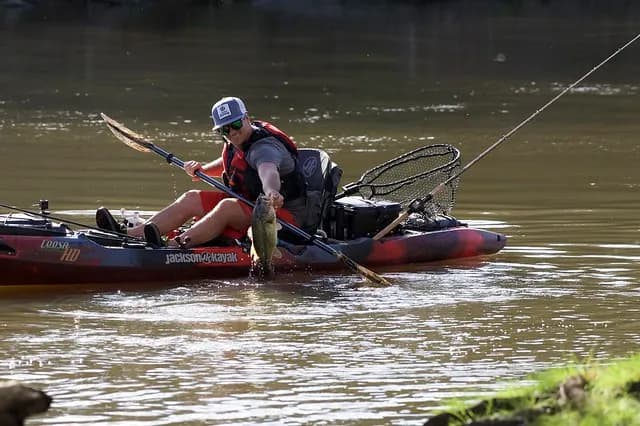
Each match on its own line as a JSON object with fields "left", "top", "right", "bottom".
{"left": 198, "top": 191, "right": 297, "bottom": 239}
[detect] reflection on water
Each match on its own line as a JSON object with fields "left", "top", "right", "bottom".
{"left": 4, "top": 250, "right": 640, "bottom": 424}
{"left": 2, "top": 1, "right": 640, "bottom": 424}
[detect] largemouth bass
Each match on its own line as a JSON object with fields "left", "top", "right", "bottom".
{"left": 249, "top": 195, "right": 278, "bottom": 278}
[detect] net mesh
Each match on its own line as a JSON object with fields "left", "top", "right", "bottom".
{"left": 339, "top": 144, "right": 461, "bottom": 218}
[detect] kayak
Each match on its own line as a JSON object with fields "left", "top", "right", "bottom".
{"left": 4, "top": 123, "right": 498, "bottom": 288}
{"left": 0, "top": 210, "right": 506, "bottom": 287}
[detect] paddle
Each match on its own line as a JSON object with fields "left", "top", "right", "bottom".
{"left": 373, "top": 31, "right": 640, "bottom": 241}
{"left": 100, "top": 113, "right": 391, "bottom": 286}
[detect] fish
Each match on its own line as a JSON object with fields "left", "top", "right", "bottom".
{"left": 248, "top": 195, "right": 279, "bottom": 278}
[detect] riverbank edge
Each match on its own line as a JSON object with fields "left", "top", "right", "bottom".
{"left": 425, "top": 353, "right": 640, "bottom": 426}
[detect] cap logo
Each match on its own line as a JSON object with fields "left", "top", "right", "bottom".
{"left": 216, "top": 104, "right": 232, "bottom": 119}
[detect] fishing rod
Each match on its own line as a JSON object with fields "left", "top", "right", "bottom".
{"left": 0, "top": 202, "right": 140, "bottom": 241}
{"left": 373, "top": 31, "right": 640, "bottom": 240}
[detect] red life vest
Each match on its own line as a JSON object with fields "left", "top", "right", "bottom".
{"left": 221, "top": 121, "right": 304, "bottom": 201}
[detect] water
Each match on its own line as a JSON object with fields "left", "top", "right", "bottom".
{"left": 1, "top": 1, "right": 640, "bottom": 424}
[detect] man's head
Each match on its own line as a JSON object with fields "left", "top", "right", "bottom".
{"left": 211, "top": 96, "right": 252, "bottom": 146}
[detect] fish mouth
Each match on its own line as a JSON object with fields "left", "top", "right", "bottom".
{"left": 257, "top": 194, "right": 274, "bottom": 206}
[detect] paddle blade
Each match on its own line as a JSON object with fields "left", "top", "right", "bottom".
{"left": 101, "top": 113, "right": 153, "bottom": 153}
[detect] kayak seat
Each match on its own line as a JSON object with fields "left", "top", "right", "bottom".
{"left": 286, "top": 148, "right": 342, "bottom": 242}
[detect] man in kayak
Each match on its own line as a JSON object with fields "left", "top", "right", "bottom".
{"left": 96, "top": 96, "right": 308, "bottom": 248}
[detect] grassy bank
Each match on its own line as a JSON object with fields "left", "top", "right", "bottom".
{"left": 426, "top": 354, "right": 640, "bottom": 426}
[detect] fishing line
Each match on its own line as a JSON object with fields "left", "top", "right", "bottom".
{"left": 373, "top": 31, "right": 640, "bottom": 240}
{"left": 447, "top": 31, "right": 640, "bottom": 186}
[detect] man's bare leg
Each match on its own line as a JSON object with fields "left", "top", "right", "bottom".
{"left": 169, "top": 198, "right": 250, "bottom": 248}
{"left": 128, "top": 190, "right": 207, "bottom": 237}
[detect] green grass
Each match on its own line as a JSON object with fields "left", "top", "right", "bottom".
{"left": 432, "top": 354, "right": 640, "bottom": 426}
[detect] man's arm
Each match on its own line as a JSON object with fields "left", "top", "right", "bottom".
{"left": 257, "top": 162, "right": 284, "bottom": 209}
{"left": 200, "top": 157, "right": 224, "bottom": 177}
{"left": 184, "top": 157, "right": 224, "bottom": 180}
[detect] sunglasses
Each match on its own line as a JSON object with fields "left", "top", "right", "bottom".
{"left": 216, "top": 119, "right": 244, "bottom": 136}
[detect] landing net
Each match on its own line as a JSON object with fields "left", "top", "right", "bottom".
{"left": 339, "top": 144, "right": 461, "bottom": 218}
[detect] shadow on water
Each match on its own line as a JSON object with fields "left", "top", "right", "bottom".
{"left": 0, "top": 270, "right": 355, "bottom": 299}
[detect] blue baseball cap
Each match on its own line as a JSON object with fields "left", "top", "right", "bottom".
{"left": 211, "top": 97, "right": 247, "bottom": 129}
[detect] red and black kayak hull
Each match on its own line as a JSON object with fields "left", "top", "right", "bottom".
{"left": 0, "top": 224, "right": 506, "bottom": 287}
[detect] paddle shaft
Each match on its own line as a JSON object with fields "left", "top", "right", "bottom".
{"left": 145, "top": 142, "right": 389, "bottom": 284}
{"left": 373, "top": 31, "right": 640, "bottom": 241}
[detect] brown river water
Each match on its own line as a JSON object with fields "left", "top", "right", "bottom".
{"left": 1, "top": 1, "right": 640, "bottom": 424}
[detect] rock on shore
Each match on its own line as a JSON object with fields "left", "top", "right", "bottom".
{"left": 0, "top": 380, "right": 51, "bottom": 426}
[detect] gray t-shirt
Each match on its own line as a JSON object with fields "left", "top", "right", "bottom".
{"left": 245, "top": 136, "right": 296, "bottom": 175}
{"left": 245, "top": 136, "right": 307, "bottom": 226}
